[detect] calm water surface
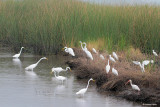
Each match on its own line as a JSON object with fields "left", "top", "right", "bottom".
{"left": 0, "top": 51, "right": 142, "bottom": 107}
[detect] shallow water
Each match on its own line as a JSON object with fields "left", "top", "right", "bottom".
{"left": 0, "top": 51, "right": 142, "bottom": 107}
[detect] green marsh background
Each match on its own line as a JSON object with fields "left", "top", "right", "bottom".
{"left": 0, "top": 0, "right": 160, "bottom": 54}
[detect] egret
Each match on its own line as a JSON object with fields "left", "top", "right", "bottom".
{"left": 83, "top": 42, "right": 88, "bottom": 51}
{"left": 112, "top": 52, "right": 118, "bottom": 60}
{"left": 76, "top": 78, "right": 95, "bottom": 96}
{"left": 63, "top": 47, "right": 75, "bottom": 56}
{"left": 51, "top": 67, "right": 71, "bottom": 76}
{"left": 100, "top": 54, "right": 105, "bottom": 60}
{"left": 152, "top": 50, "right": 158, "bottom": 56}
{"left": 79, "top": 41, "right": 87, "bottom": 51}
{"left": 53, "top": 71, "right": 67, "bottom": 83}
{"left": 132, "top": 60, "right": 150, "bottom": 72}
{"left": 92, "top": 48, "right": 98, "bottom": 54}
{"left": 12, "top": 47, "right": 24, "bottom": 58}
{"left": 112, "top": 68, "right": 118, "bottom": 76}
{"left": 125, "top": 79, "right": 140, "bottom": 93}
{"left": 106, "top": 60, "right": 110, "bottom": 74}
{"left": 109, "top": 55, "right": 116, "bottom": 63}
{"left": 25, "top": 57, "right": 47, "bottom": 71}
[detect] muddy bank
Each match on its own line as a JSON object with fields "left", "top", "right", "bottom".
{"left": 65, "top": 48, "right": 160, "bottom": 105}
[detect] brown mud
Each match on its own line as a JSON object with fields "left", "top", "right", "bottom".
{"left": 64, "top": 48, "right": 160, "bottom": 105}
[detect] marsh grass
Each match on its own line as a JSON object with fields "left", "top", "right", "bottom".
{"left": 0, "top": 0, "right": 160, "bottom": 54}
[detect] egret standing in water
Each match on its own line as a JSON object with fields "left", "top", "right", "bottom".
{"left": 51, "top": 67, "right": 71, "bottom": 76}
{"left": 12, "top": 47, "right": 24, "bottom": 58}
{"left": 76, "top": 78, "right": 95, "bottom": 97}
{"left": 63, "top": 46, "right": 75, "bottom": 56}
{"left": 152, "top": 50, "right": 158, "bottom": 57}
{"left": 53, "top": 71, "right": 67, "bottom": 83}
{"left": 25, "top": 57, "right": 47, "bottom": 71}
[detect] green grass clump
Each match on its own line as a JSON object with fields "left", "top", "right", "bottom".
{"left": 0, "top": 0, "right": 160, "bottom": 54}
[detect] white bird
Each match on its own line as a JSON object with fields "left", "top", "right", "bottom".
{"left": 153, "top": 50, "right": 158, "bottom": 57}
{"left": 25, "top": 57, "right": 47, "bottom": 71}
{"left": 53, "top": 71, "right": 67, "bottom": 83}
{"left": 112, "top": 68, "right": 118, "bottom": 76}
{"left": 132, "top": 60, "right": 150, "bottom": 72}
{"left": 92, "top": 48, "right": 98, "bottom": 54}
{"left": 76, "top": 78, "right": 95, "bottom": 96}
{"left": 100, "top": 54, "right": 105, "bottom": 60}
{"left": 51, "top": 67, "right": 71, "bottom": 76}
{"left": 83, "top": 42, "right": 88, "bottom": 51}
{"left": 79, "top": 41, "right": 87, "bottom": 51}
{"left": 63, "top": 46, "right": 75, "bottom": 56}
{"left": 150, "top": 60, "right": 154, "bottom": 64}
{"left": 109, "top": 55, "right": 116, "bottom": 62}
{"left": 79, "top": 41, "right": 93, "bottom": 60}
{"left": 112, "top": 52, "right": 118, "bottom": 60}
{"left": 125, "top": 79, "right": 140, "bottom": 92}
{"left": 12, "top": 47, "right": 24, "bottom": 58}
{"left": 106, "top": 60, "right": 110, "bottom": 74}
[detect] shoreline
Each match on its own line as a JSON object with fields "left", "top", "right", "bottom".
{"left": 65, "top": 48, "right": 160, "bottom": 105}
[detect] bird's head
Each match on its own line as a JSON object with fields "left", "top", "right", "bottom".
{"left": 90, "top": 78, "right": 95, "bottom": 82}
{"left": 125, "top": 79, "right": 131, "bottom": 85}
{"left": 66, "top": 67, "right": 72, "bottom": 72}
{"left": 152, "top": 50, "right": 154, "bottom": 52}
{"left": 42, "top": 57, "right": 48, "bottom": 60}
{"left": 22, "top": 47, "right": 24, "bottom": 49}
{"left": 79, "top": 41, "right": 82, "bottom": 43}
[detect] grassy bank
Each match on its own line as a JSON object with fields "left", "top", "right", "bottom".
{"left": 0, "top": 0, "right": 160, "bottom": 54}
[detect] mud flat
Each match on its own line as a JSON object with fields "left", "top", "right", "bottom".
{"left": 65, "top": 48, "right": 160, "bottom": 105}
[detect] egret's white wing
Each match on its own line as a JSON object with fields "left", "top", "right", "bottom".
{"left": 132, "top": 61, "right": 140, "bottom": 65}
{"left": 142, "top": 60, "right": 150, "bottom": 66}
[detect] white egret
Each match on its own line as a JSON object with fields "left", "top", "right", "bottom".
{"left": 79, "top": 41, "right": 93, "bottom": 60}
{"left": 132, "top": 60, "right": 150, "bottom": 72}
{"left": 51, "top": 67, "right": 71, "bottom": 76}
{"left": 152, "top": 50, "right": 158, "bottom": 56}
{"left": 112, "top": 68, "right": 118, "bottom": 76}
{"left": 92, "top": 48, "right": 98, "bottom": 54}
{"left": 25, "top": 57, "right": 47, "bottom": 71}
{"left": 125, "top": 79, "right": 140, "bottom": 93}
{"left": 150, "top": 60, "right": 154, "bottom": 64}
{"left": 112, "top": 52, "right": 118, "bottom": 60}
{"left": 106, "top": 60, "right": 110, "bottom": 74}
{"left": 53, "top": 71, "right": 67, "bottom": 83}
{"left": 79, "top": 41, "right": 87, "bottom": 51}
{"left": 100, "top": 54, "right": 105, "bottom": 60}
{"left": 63, "top": 47, "right": 75, "bottom": 56}
{"left": 76, "top": 78, "right": 95, "bottom": 96}
{"left": 12, "top": 47, "right": 24, "bottom": 58}
{"left": 83, "top": 42, "right": 88, "bottom": 51}
{"left": 109, "top": 55, "right": 116, "bottom": 63}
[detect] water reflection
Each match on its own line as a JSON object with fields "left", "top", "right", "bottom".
{"left": 25, "top": 71, "right": 38, "bottom": 78}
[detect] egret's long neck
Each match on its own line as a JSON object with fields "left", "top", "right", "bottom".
{"left": 130, "top": 81, "right": 133, "bottom": 86}
{"left": 80, "top": 42, "right": 84, "bottom": 50}
{"left": 86, "top": 79, "right": 91, "bottom": 90}
{"left": 65, "top": 67, "right": 69, "bottom": 71}
{"left": 19, "top": 48, "right": 23, "bottom": 54}
{"left": 54, "top": 72, "right": 57, "bottom": 78}
{"left": 108, "top": 60, "right": 109, "bottom": 65}
{"left": 36, "top": 58, "right": 43, "bottom": 65}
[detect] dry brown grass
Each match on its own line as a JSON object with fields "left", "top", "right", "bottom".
{"left": 66, "top": 48, "right": 160, "bottom": 104}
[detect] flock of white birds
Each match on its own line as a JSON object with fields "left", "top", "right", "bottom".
{"left": 12, "top": 43, "right": 159, "bottom": 96}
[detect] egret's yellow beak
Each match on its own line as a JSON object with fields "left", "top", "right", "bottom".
{"left": 70, "top": 69, "right": 72, "bottom": 72}
{"left": 62, "top": 48, "right": 64, "bottom": 50}
{"left": 46, "top": 58, "right": 48, "bottom": 60}
{"left": 92, "top": 80, "right": 95, "bottom": 82}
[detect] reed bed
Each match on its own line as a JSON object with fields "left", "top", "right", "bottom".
{"left": 0, "top": 0, "right": 160, "bottom": 54}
